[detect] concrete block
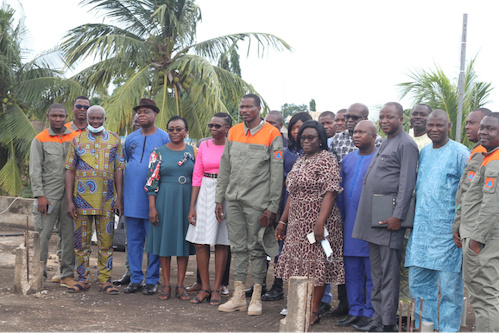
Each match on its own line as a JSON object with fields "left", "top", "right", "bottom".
{"left": 283, "top": 276, "right": 314, "bottom": 332}
{"left": 13, "top": 232, "right": 44, "bottom": 295}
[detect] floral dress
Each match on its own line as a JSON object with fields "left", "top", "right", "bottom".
{"left": 144, "top": 144, "right": 196, "bottom": 257}
{"left": 275, "top": 150, "right": 345, "bottom": 286}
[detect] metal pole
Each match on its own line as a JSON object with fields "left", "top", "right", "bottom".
{"left": 455, "top": 13, "right": 468, "bottom": 142}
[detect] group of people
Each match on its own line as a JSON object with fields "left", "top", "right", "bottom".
{"left": 29, "top": 93, "right": 499, "bottom": 332}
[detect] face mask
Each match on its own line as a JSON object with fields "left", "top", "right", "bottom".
{"left": 87, "top": 125, "right": 105, "bottom": 133}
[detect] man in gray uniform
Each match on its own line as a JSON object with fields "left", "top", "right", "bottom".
{"left": 352, "top": 102, "right": 419, "bottom": 332}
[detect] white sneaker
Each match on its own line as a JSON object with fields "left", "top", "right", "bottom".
{"left": 280, "top": 308, "right": 287, "bottom": 316}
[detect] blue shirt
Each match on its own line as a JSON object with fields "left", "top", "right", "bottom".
{"left": 405, "top": 140, "right": 469, "bottom": 272}
{"left": 338, "top": 150, "right": 375, "bottom": 257}
{"left": 124, "top": 128, "right": 170, "bottom": 219}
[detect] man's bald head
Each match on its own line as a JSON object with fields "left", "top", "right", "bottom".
{"left": 352, "top": 120, "right": 377, "bottom": 153}
{"left": 357, "top": 120, "right": 377, "bottom": 135}
{"left": 427, "top": 109, "right": 449, "bottom": 124}
{"left": 426, "top": 109, "right": 450, "bottom": 148}
{"left": 466, "top": 108, "right": 493, "bottom": 143}
{"left": 265, "top": 110, "right": 284, "bottom": 130}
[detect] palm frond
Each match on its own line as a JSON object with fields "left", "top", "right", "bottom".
{"left": 61, "top": 23, "right": 148, "bottom": 67}
{"left": 102, "top": 65, "right": 152, "bottom": 133}
{"left": 0, "top": 146, "right": 23, "bottom": 196}
{"left": 79, "top": 0, "right": 150, "bottom": 36}
{"left": 191, "top": 32, "right": 292, "bottom": 63}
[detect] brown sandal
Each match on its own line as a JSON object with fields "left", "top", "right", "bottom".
{"left": 176, "top": 286, "right": 190, "bottom": 301}
{"left": 99, "top": 282, "right": 119, "bottom": 295}
{"left": 158, "top": 285, "right": 171, "bottom": 300}
{"left": 67, "top": 281, "right": 90, "bottom": 293}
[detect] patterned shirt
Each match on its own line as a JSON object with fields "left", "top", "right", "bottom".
{"left": 330, "top": 130, "right": 384, "bottom": 163}
{"left": 65, "top": 130, "right": 125, "bottom": 216}
{"left": 409, "top": 131, "right": 432, "bottom": 151}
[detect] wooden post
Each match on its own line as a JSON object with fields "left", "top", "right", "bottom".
{"left": 399, "top": 301, "right": 403, "bottom": 332}
{"left": 419, "top": 298, "right": 423, "bottom": 332}
{"left": 26, "top": 217, "right": 29, "bottom": 283}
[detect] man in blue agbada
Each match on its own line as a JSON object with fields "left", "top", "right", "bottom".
{"left": 122, "top": 98, "right": 170, "bottom": 295}
{"left": 336, "top": 120, "right": 377, "bottom": 328}
{"left": 405, "top": 110, "right": 469, "bottom": 332}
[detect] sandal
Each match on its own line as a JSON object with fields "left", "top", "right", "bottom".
{"left": 311, "top": 311, "right": 320, "bottom": 326}
{"left": 191, "top": 289, "right": 211, "bottom": 304}
{"left": 176, "top": 286, "right": 191, "bottom": 301}
{"left": 210, "top": 290, "right": 221, "bottom": 306}
{"left": 67, "top": 281, "right": 90, "bottom": 293}
{"left": 99, "top": 282, "right": 119, "bottom": 295}
{"left": 158, "top": 285, "right": 171, "bottom": 300}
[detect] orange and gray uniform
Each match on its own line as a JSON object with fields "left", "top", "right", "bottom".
{"left": 65, "top": 121, "right": 86, "bottom": 134}
{"left": 29, "top": 127, "right": 77, "bottom": 279}
{"left": 460, "top": 146, "right": 499, "bottom": 332}
{"left": 215, "top": 120, "right": 283, "bottom": 284}
{"left": 453, "top": 144, "right": 487, "bottom": 236}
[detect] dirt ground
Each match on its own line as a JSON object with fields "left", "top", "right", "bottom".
{"left": 0, "top": 225, "right": 475, "bottom": 332}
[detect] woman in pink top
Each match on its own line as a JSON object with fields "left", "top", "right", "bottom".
{"left": 186, "top": 113, "right": 232, "bottom": 305}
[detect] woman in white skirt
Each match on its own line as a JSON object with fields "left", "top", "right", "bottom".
{"left": 186, "top": 113, "right": 232, "bottom": 305}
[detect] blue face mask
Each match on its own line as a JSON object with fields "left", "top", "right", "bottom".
{"left": 87, "top": 125, "right": 105, "bottom": 133}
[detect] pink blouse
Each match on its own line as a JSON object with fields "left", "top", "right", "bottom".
{"left": 192, "top": 139, "right": 225, "bottom": 186}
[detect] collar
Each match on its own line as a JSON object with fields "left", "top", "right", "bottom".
{"left": 48, "top": 126, "right": 73, "bottom": 136}
{"left": 244, "top": 119, "right": 265, "bottom": 136}
{"left": 482, "top": 145, "right": 499, "bottom": 157}
{"left": 70, "top": 121, "right": 87, "bottom": 132}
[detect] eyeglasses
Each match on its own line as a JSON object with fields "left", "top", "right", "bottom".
{"left": 300, "top": 135, "right": 318, "bottom": 142}
{"left": 167, "top": 127, "right": 185, "bottom": 133}
{"left": 208, "top": 123, "right": 223, "bottom": 129}
{"left": 345, "top": 115, "right": 361, "bottom": 121}
{"left": 74, "top": 104, "right": 90, "bottom": 110}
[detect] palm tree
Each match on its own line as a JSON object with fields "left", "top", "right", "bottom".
{"left": 61, "top": 0, "right": 291, "bottom": 138}
{"left": 398, "top": 57, "right": 493, "bottom": 146}
{"left": 0, "top": 3, "right": 84, "bottom": 196}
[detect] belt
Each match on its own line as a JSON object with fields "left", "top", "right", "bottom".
{"left": 160, "top": 176, "right": 191, "bottom": 184}
{"left": 203, "top": 173, "right": 218, "bottom": 178}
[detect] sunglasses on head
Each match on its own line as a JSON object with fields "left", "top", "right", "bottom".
{"left": 208, "top": 123, "right": 223, "bottom": 129}
{"left": 75, "top": 104, "right": 90, "bottom": 110}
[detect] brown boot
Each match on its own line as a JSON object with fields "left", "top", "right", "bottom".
{"left": 248, "top": 283, "right": 262, "bottom": 315}
{"left": 218, "top": 281, "right": 247, "bottom": 312}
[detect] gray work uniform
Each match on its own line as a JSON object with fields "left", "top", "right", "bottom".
{"left": 215, "top": 120, "right": 283, "bottom": 284}
{"left": 29, "top": 127, "right": 76, "bottom": 279}
{"left": 460, "top": 146, "right": 499, "bottom": 332}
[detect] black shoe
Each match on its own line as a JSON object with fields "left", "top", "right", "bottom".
{"left": 112, "top": 273, "right": 131, "bottom": 286}
{"left": 311, "top": 311, "right": 321, "bottom": 326}
{"left": 355, "top": 316, "right": 371, "bottom": 328}
{"left": 337, "top": 314, "right": 361, "bottom": 327}
{"left": 142, "top": 283, "right": 158, "bottom": 295}
{"left": 353, "top": 319, "right": 382, "bottom": 332}
{"left": 261, "top": 286, "right": 284, "bottom": 301}
{"left": 319, "top": 302, "right": 331, "bottom": 315}
{"left": 124, "top": 282, "right": 143, "bottom": 294}
{"left": 383, "top": 324, "right": 398, "bottom": 332}
{"left": 326, "top": 302, "right": 349, "bottom": 317}
{"left": 245, "top": 284, "right": 267, "bottom": 298}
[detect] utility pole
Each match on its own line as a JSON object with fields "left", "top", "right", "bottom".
{"left": 455, "top": 13, "right": 468, "bottom": 142}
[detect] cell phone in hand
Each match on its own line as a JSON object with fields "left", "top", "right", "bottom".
{"left": 47, "top": 205, "right": 54, "bottom": 215}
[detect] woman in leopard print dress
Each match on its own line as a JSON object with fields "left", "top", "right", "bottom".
{"left": 275, "top": 120, "right": 345, "bottom": 326}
